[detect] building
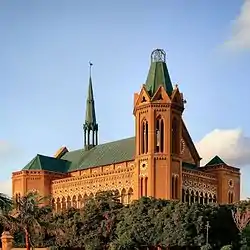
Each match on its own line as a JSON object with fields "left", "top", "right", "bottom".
{"left": 12, "top": 49, "right": 240, "bottom": 210}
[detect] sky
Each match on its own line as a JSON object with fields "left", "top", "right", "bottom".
{"left": 0, "top": 0, "right": 250, "bottom": 198}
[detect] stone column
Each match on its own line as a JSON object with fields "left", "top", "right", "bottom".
{"left": 1, "top": 231, "right": 13, "bottom": 250}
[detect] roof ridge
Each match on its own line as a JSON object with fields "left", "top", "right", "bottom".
{"left": 37, "top": 153, "right": 70, "bottom": 162}
{"left": 97, "top": 136, "right": 135, "bottom": 147}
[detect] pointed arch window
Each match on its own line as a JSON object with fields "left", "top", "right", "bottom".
{"left": 228, "top": 191, "right": 234, "bottom": 204}
{"left": 121, "top": 189, "right": 126, "bottom": 204}
{"left": 145, "top": 177, "right": 148, "bottom": 197}
{"left": 172, "top": 117, "right": 180, "bottom": 154}
{"left": 140, "top": 177, "right": 144, "bottom": 197}
{"left": 171, "top": 175, "right": 179, "bottom": 199}
{"left": 171, "top": 175, "right": 175, "bottom": 199}
{"left": 155, "top": 116, "right": 164, "bottom": 153}
{"left": 128, "top": 188, "right": 133, "bottom": 204}
{"left": 175, "top": 176, "right": 179, "bottom": 199}
{"left": 141, "top": 120, "right": 148, "bottom": 154}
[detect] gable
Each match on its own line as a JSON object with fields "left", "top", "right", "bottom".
{"left": 182, "top": 120, "right": 201, "bottom": 164}
{"left": 134, "top": 85, "right": 151, "bottom": 107}
{"left": 151, "top": 85, "right": 171, "bottom": 103}
{"left": 206, "top": 155, "right": 226, "bottom": 166}
{"left": 181, "top": 137, "right": 196, "bottom": 164}
{"left": 22, "top": 154, "right": 70, "bottom": 173}
{"left": 171, "top": 87, "right": 183, "bottom": 105}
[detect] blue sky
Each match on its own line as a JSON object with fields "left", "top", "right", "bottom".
{"left": 1, "top": 0, "right": 250, "bottom": 197}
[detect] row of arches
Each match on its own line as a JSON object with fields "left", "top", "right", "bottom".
{"left": 140, "top": 116, "right": 180, "bottom": 155}
{"left": 52, "top": 188, "right": 134, "bottom": 212}
{"left": 182, "top": 189, "right": 217, "bottom": 204}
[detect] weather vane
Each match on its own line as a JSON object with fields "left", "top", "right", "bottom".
{"left": 89, "top": 61, "right": 93, "bottom": 77}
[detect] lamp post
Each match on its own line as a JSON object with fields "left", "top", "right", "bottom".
{"left": 206, "top": 221, "right": 210, "bottom": 245}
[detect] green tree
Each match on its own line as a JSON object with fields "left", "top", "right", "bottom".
{"left": 82, "top": 190, "right": 123, "bottom": 250}
{"left": 0, "top": 193, "right": 12, "bottom": 214}
{"left": 51, "top": 190, "right": 123, "bottom": 250}
{"left": 114, "top": 197, "right": 169, "bottom": 249}
{"left": 0, "top": 192, "right": 51, "bottom": 250}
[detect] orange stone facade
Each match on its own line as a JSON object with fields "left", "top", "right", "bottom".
{"left": 12, "top": 50, "right": 241, "bottom": 210}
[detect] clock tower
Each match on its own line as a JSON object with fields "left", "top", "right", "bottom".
{"left": 133, "top": 49, "right": 185, "bottom": 200}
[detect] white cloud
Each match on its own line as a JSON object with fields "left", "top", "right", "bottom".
{"left": 196, "top": 128, "right": 250, "bottom": 167}
{"left": 0, "top": 179, "right": 12, "bottom": 197}
{"left": 224, "top": 0, "right": 250, "bottom": 51}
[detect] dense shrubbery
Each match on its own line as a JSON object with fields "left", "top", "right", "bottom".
{"left": 0, "top": 191, "right": 250, "bottom": 250}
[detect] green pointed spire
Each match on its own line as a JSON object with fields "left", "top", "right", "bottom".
{"left": 145, "top": 49, "right": 173, "bottom": 97}
{"left": 85, "top": 76, "right": 96, "bottom": 126}
{"left": 83, "top": 62, "right": 98, "bottom": 150}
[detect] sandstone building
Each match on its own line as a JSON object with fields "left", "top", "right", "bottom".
{"left": 12, "top": 49, "right": 240, "bottom": 210}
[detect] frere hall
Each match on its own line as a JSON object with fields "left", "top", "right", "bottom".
{"left": 12, "top": 49, "right": 240, "bottom": 210}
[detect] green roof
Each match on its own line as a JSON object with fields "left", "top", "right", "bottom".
{"left": 182, "top": 162, "right": 197, "bottom": 170}
{"left": 22, "top": 137, "right": 135, "bottom": 173}
{"left": 23, "top": 154, "right": 70, "bottom": 173}
{"left": 206, "top": 155, "right": 226, "bottom": 166}
{"left": 145, "top": 49, "right": 173, "bottom": 97}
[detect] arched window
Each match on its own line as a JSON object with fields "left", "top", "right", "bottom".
{"left": 128, "top": 188, "right": 133, "bottom": 203}
{"left": 140, "top": 178, "right": 144, "bottom": 197}
{"left": 204, "top": 193, "right": 208, "bottom": 204}
{"left": 72, "top": 195, "right": 77, "bottom": 208}
{"left": 67, "top": 196, "right": 71, "bottom": 209}
{"left": 182, "top": 189, "right": 185, "bottom": 202}
{"left": 190, "top": 190, "right": 195, "bottom": 203}
{"left": 171, "top": 175, "right": 179, "bottom": 199}
{"left": 51, "top": 198, "right": 55, "bottom": 211}
{"left": 171, "top": 175, "right": 175, "bottom": 199}
{"left": 195, "top": 191, "right": 199, "bottom": 203}
{"left": 175, "top": 176, "right": 179, "bottom": 199}
{"left": 228, "top": 191, "right": 234, "bottom": 204}
{"left": 56, "top": 198, "right": 61, "bottom": 212}
{"left": 200, "top": 192, "right": 204, "bottom": 205}
{"left": 185, "top": 189, "right": 190, "bottom": 203}
{"left": 212, "top": 195, "right": 217, "bottom": 203}
{"left": 121, "top": 188, "right": 126, "bottom": 204}
{"left": 61, "top": 197, "right": 66, "bottom": 211}
{"left": 141, "top": 120, "right": 148, "bottom": 154}
{"left": 172, "top": 117, "right": 180, "bottom": 154}
{"left": 208, "top": 194, "right": 213, "bottom": 203}
{"left": 155, "top": 116, "right": 164, "bottom": 153}
{"left": 83, "top": 193, "right": 88, "bottom": 206}
{"left": 145, "top": 177, "right": 148, "bottom": 197}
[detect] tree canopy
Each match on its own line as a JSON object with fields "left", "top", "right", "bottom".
{"left": 0, "top": 191, "right": 250, "bottom": 250}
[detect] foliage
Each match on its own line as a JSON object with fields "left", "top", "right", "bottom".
{"left": 200, "top": 244, "right": 212, "bottom": 250}
{"left": 0, "top": 193, "right": 12, "bottom": 214}
{"left": 0, "top": 191, "right": 51, "bottom": 250}
{"left": 3, "top": 192, "right": 250, "bottom": 249}
{"left": 220, "top": 245, "right": 233, "bottom": 250}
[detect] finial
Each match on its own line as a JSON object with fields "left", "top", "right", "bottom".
{"left": 151, "top": 49, "right": 166, "bottom": 63}
{"left": 175, "top": 84, "right": 179, "bottom": 89}
{"left": 89, "top": 61, "right": 93, "bottom": 77}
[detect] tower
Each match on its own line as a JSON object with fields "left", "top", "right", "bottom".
{"left": 133, "top": 49, "right": 186, "bottom": 200}
{"left": 83, "top": 62, "right": 98, "bottom": 150}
